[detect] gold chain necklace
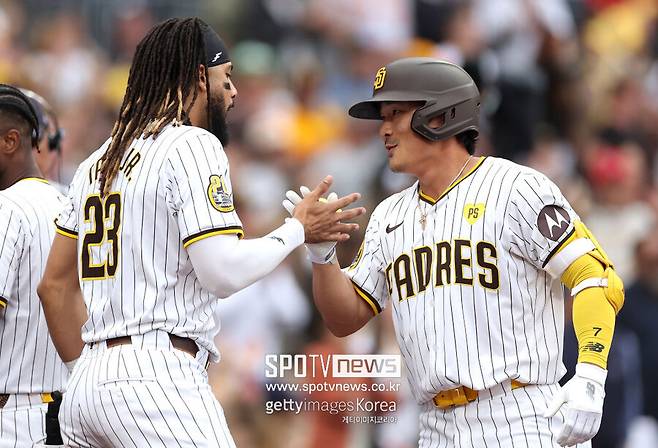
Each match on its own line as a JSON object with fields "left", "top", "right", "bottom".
{"left": 418, "top": 156, "right": 472, "bottom": 230}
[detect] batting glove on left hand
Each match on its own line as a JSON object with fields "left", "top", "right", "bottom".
{"left": 282, "top": 186, "right": 337, "bottom": 264}
{"left": 544, "top": 363, "right": 607, "bottom": 447}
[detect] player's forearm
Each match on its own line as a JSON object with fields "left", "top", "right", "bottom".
{"left": 38, "top": 281, "right": 86, "bottom": 362}
{"left": 188, "top": 219, "right": 305, "bottom": 298}
{"left": 561, "top": 252, "right": 623, "bottom": 369}
{"left": 312, "top": 263, "right": 372, "bottom": 337}
{"left": 572, "top": 289, "right": 616, "bottom": 368}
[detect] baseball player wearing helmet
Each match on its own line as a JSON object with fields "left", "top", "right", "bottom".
{"left": 20, "top": 88, "right": 65, "bottom": 192}
{"left": 37, "top": 18, "right": 363, "bottom": 447}
{"left": 0, "top": 84, "right": 68, "bottom": 447}
{"left": 286, "top": 58, "right": 624, "bottom": 447}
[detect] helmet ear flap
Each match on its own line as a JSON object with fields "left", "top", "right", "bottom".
{"left": 411, "top": 101, "right": 448, "bottom": 141}
{"left": 411, "top": 97, "right": 480, "bottom": 142}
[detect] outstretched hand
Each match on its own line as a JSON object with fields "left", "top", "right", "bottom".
{"left": 286, "top": 176, "right": 365, "bottom": 244}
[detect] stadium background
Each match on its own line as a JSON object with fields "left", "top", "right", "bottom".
{"left": 2, "top": 0, "right": 657, "bottom": 447}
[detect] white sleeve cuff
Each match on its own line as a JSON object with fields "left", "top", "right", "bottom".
{"left": 545, "top": 238, "right": 595, "bottom": 278}
{"left": 267, "top": 218, "right": 305, "bottom": 248}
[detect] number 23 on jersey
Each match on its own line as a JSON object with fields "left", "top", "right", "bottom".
{"left": 81, "top": 193, "right": 121, "bottom": 280}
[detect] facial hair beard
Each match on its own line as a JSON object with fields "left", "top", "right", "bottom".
{"left": 208, "top": 93, "right": 230, "bottom": 146}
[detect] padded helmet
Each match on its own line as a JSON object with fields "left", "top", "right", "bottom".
{"left": 349, "top": 57, "right": 480, "bottom": 143}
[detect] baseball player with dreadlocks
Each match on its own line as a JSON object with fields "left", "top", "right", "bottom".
{"left": 38, "top": 18, "right": 363, "bottom": 447}
{"left": 285, "top": 58, "right": 624, "bottom": 447}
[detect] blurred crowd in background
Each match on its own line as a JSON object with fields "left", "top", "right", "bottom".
{"left": 1, "top": 0, "right": 658, "bottom": 447}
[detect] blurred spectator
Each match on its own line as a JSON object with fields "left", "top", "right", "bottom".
{"left": 620, "top": 235, "right": 658, "bottom": 422}
{"left": 305, "top": 0, "right": 412, "bottom": 53}
{"left": 582, "top": 140, "right": 655, "bottom": 283}
{"left": 278, "top": 48, "right": 346, "bottom": 161}
{"left": 23, "top": 13, "right": 102, "bottom": 107}
{"left": 214, "top": 264, "right": 311, "bottom": 387}
{"left": 474, "top": 0, "right": 578, "bottom": 160}
{"left": 412, "top": 0, "right": 485, "bottom": 67}
{"left": 301, "top": 119, "right": 383, "bottom": 198}
{"left": 303, "top": 330, "right": 364, "bottom": 448}
{"left": 110, "top": 5, "right": 154, "bottom": 61}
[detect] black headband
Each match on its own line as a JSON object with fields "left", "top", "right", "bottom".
{"left": 202, "top": 24, "right": 230, "bottom": 67}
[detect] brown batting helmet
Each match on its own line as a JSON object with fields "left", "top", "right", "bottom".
{"left": 348, "top": 57, "right": 480, "bottom": 143}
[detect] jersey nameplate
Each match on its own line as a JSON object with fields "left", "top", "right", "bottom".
{"left": 385, "top": 239, "right": 499, "bottom": 301}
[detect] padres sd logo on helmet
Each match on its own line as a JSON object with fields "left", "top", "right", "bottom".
{"left": 373, "top": 67, "right": 386, "bottom": 90}
{"left": 207, "top": 174, "right": 234, "bottom": 212}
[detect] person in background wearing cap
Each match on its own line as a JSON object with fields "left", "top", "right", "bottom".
{"left": 284, "top": 58, "right": 624, "bottom": 447}
{"left": 0, "top": 84, "right": 68, "bottom": 447}
{"left": 37, "top": 17, "right": 363, "bottom": 447}
{"left": 19, "top": 88, "right": 65, "bottom": 191}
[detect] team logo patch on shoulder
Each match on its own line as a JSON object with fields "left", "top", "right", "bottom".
{"left": 537, "top": 205, "right": 570, "bottom": 241}
{"left": 463, "top": 204, "right": 485, "bottom": 225}
{"left": 373, "top": 67, "right": 386, "bottom": 90}
{"left": 207, "top": 175, "right": 234, "bottom": 212}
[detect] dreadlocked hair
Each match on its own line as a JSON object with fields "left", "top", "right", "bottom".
{"left": 99, "top": 17, "right": 211, "bottom": 197}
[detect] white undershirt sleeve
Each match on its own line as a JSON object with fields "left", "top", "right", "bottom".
{"left": 187, "top": 218, "right": 305, "bottom": 298}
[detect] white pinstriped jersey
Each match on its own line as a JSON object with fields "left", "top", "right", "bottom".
{"left": 55, "top": 124, "right": 243, "bottom": 361}
{"left": 347, "top": 156, "right": 584, "bottom": 404}
{"left": 0, "top": 178, "right": 68, "bottom": 393}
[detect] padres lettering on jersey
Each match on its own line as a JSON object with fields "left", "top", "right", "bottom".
{"left": 55, "top": 124, "right": 244, "bottom": 361}
{"left": 346, "top": 157, "right": 582, "bottom": 404}
{"left": 0, "top": 178, "right": 68, "bottom": 394}
{"left": 386, "top": 239, "right": 500, "bottom": 301}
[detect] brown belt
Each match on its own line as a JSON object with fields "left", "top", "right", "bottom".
{"left": 105, "top": 334, "right": 198, "bottom": 358}
{"left": 433, "top": 379, "right": 526, "bottom": 409}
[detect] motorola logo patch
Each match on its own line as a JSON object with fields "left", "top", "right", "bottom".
{"left": 537, "top": 205, "right": 570, "bottom": 241}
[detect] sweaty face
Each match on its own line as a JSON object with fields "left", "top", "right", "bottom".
{"left": 207, "top": 63, "right": 237, "bottom": 145}
{"left": 378, "top": 101, "right": 427, "bottom": 174}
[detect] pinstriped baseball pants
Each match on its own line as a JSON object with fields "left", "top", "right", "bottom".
{"left": 60, "top": 332, "right": 236, "bottom": 448}
{"left": 0, "top": 394, "right": 47, "bottom": 447}
{"left": 419, "top": 383, "right": 591, "bottom": 448}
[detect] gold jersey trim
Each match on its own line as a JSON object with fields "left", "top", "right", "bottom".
{"left": 18, "top": 177, "right": 49, "bottom": 185}
{"left": 55, "top": 221, "right": 78, "bottom": 239}
{"left": 351, "top": 280, "right": 382, "bottom": 315}
{"left": 419, "top": 156, "right": 487, "bottom": 205}
{"left": 183, "top": 226, "right": 245, "bottom": 248}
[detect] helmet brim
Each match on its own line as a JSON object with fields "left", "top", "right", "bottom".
{"left": 348, "top": 92, "right": 428, "bottom": 119}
